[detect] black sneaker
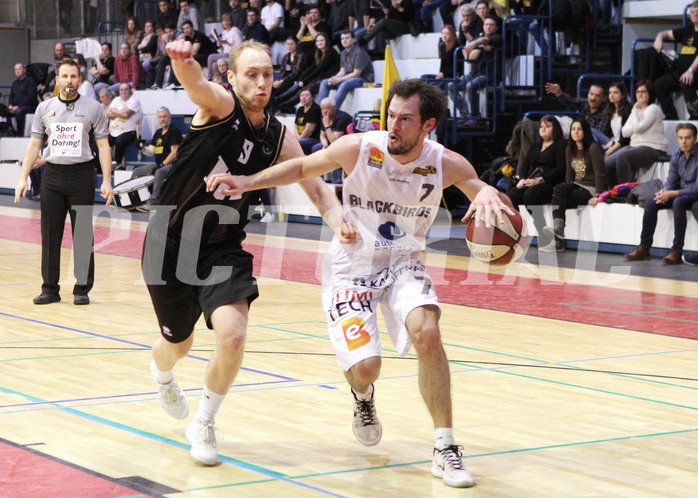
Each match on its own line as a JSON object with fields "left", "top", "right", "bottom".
{"left": 33, "top": 292, "right": 61, "bottom": 305}
{"left": 351, "top": 385, "right": 382, "bottom": 446}
{"left": 73, "top": 294, "right": 90, "bottom": 305}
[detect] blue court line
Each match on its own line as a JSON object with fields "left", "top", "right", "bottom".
{"left": 0, "top": 384, "right": 345, "bottom": 497}
{"left": 0, "top": 310, "right": 298, "bottom": 382}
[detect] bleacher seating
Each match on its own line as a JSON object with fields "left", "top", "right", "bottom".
{"left": 0, "top": 138, "right": 31, "bottom": 194}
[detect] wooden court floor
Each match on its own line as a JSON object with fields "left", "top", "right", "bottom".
{"left": 1, "top": 204, "right": 698, "bottom": 497}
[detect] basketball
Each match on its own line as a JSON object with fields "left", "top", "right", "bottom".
{"left": 466, "top": 210, "right": 529, "bottom": 265}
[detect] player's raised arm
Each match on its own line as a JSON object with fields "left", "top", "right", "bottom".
{"left": 442, "top": 148, "right": 515, "bottom": 227}
{"left": 167, "top": 39, "right": 233, "bottom": 121}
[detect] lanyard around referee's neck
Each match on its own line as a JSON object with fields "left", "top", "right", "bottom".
{"left": 58, "top": 93, "right": 81, "bottom": 112}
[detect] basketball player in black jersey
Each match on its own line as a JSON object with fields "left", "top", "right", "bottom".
{"left": 142, "top": 39, "right": 349, "bottom": 466}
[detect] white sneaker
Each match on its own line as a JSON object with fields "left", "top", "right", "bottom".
{"left": 162, "top": 83, "right": 176, "bottom": 90}
{"left": 186, "top": 418, "right": 219, "bottom": 466}
{"left": 351, "top": 385, "right": 382, "bottom": 446}
{"left": 538, "top": 239, "right": 564, "bottom": 253}
{"left": 432, "top": 445, "right": 475, "bottom": 488}
{"left": 150, "top": 360, "right": 189, "bottom": 419}
{"left": 260, "top": 212, "right": 274, "bottom": 223}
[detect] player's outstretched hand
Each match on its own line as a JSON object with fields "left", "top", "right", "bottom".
{"left": 166, "top": 39, "right": 195, "bottom": 62}
{"left": 205, "top": 172, "right": 250, "bottom": 197}
{"left": 462, "top": 186, "right": 516, "bottom": 228}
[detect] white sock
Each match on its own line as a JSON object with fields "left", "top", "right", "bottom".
{"left": 353, "top": 384, "right": 374, "bottom": 400}
{"left": 434, "top": 428, "right": 455, "bottom": 450}
{"left": 151, "top": 359, "right": 174, "bottom": 384}
{"left": 195, "top": 386, "right": 226, "bottom": 422}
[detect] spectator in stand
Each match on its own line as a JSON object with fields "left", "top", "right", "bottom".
{"left": 328, "top": 0, "right": 355, "bottom": 44}
{"left": 510, "top": 0, "right": 547, "bottom": 54}
{"left": 458, "top": 5, "right": 483, "bottom": 45}
{"left": 157, "top": 0, "right": 178, "bottom": 28}
{"left": 360, "top": 0, "right": 413, "bottom": 58}
{"left": 310, "top": 96, "right": 352, "bottom": 154}
{"left": 0, "top": 91, "right": 15, "bottom": 137}
{"left": 317, "top": 31, "right": 374, "bottom": 110}
{"left": 294, "top": 87, "right": 322, "bottom": 154}
{"left": 98, "top": 88, "right": 115, "bottom": 111}
{"left": 539, "top": 118, "right": 606, "bottom": 253}
{"left": 229, "top": 0, "right": 248, "bottom": 31}
{"left": 177, "top": 0, "right": 204, "bottom": 33}
{"left": 124, "top": 16, "right": 142, "bottom": 54}
{"left": 78, "top": 67, "right": 97, "bottom": 100}
{"left": 270, "top": 36, "right": 306, "bottom": 109}
{"left": 38, "top": 42, "right": 66, "bottom": 96}
{"left": 604, "top": 82, "right": 632, "bottom": 159}
{"left": 457, "top": 16, "right": 502, "bottom": 125}
{"left": 420, "top": 0, "right": 455, "bottom": 35}
{"left": 243, "top": 8, "right": 271, "bottom": 44}
{"left": 436, "top": 24, "right": 457, "bottom": 80}
{"left": 150, "top": 24, "right": 176, "bottom": 89}
{"left": 505, "top": 115, "right": 567, "bottom": 249}
{"left": 624, "top": 122, "right": 698, "bottom": 264}
{"left": 276, "top": 32, "right": 340, "bottom": 113}
{"left": 106, "top": 83, "right": 143, "bottom": 167}
{"left": 637, "top": 1, "right": 698, "bottom": 120}
{"left": 605, "top": 80, "right": 668, "bottom": 188}
{"left": 91, "top": 42, "right": 116, "bottom": 94}
{"left": 138, "top": 20, "right": 159, "bottom": 76}
{"left": 208, "top": 14, "right": 243, "bottom": 79}
{"left": 261, "top": 0, "right": 289, "bottom": 43}
{"left": 73, "top": 54, "right": 88, "bottom": 75}
{"left": 544, "top": 81, "right": 612, "bottom": 145}
{"left": 109, "top": 42, "right": 145, "bottom": 92}
{"left": 488, "top": 0, "right": 510, "bottom": 21}
{"left": 179, "top": 20, "right": 218, "bottom": 72}
{"left": 475, "top": 0, "right": 490, "bottom": 23}
{"left": 212, "top": 58, "right": 231, "bottom": 88}
{"left": 131, "top": 106, "right": 183, "bottom": 211}
{"left": 296, "top": 6, "right": 332, "bottom": 58}
{"left": 8, "top": 63, "right": 38, "bottom": 137}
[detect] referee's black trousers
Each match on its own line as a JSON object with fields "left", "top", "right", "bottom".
{"left": 40, "top": 162, "right": 95, "bottom": 296}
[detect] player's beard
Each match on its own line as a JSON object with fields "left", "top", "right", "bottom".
{"left": 387, "top": 133, "right": 419, "bottom": 156}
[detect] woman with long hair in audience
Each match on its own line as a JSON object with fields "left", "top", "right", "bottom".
{"left": 437, "top": 25, "right": 458, "bottom": 80}
{"left": 138, "top": 20, "right": 159, "bottom": 76}
{"left": 124, "top": 16, "right": 142, "bottom": 54}
{"left": 269, "top": 36, "right": 307, "bottom": 111}
{"left": 506, "top": 115, "right": 567, "bottom": 249}
{"left": 604, "top": 81, "right": 632, "bottom": 159}
{"left": 276, "top": 32, "right": 340, "bottom": 113}
{"left": 604, "top": 79, "right": 668, "bottom": 188}
{"left": 539, "top": 118, "right": 606, "bottom": 252}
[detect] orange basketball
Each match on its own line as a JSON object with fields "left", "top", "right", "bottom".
{"left": 466, "top": 210, "right": 529, "bottom": 265}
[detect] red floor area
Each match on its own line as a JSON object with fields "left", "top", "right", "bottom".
{"left": 0, "top": 441, "right": 150, "bottom": 498}
{"left": 3, "top": 214, "right": 697, "bottom": 340}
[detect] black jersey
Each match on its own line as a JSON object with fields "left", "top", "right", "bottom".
{"left": 159, "top": 89, "right": 285, "bottom": 246}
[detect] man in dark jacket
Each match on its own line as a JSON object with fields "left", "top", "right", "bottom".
{"left": 243, "top": 8, "right": 271, "bottom": 44}
{"left": 9, "top": 63, "right": 38, "bottom": 137}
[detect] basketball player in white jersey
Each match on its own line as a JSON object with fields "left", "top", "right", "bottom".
{"left": 205, "top": 79, "right": 515, "bottom": 488}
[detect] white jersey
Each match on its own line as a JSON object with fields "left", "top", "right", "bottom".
{"left": 343, "top": 131, "right": 444, "bottom": 257}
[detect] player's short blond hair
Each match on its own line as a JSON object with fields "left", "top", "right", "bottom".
{"left": 228, "top": 40, "right": 271, "bottom": 74}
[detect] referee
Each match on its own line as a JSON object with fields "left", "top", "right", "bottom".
{"left": 15, "top": 59, "right": 113, "bottom": 305}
